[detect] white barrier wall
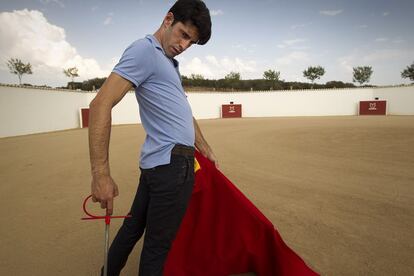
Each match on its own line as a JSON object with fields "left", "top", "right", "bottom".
{"left": 189, "top": 89, "right": 371, "bottom": 118}
{"left": 0, "top": 86, "right": 89, "bottom": 137}
{"left": 189, "top": 86, "right": 414, "bottom": 118}
{"left": 86, "top": 92, "right": 141, "bottom": 126}
{"left": 373, "top": 87, "right": 414, "bottom": 115}
{"left": 1, "top": 85, "right": 413, "bottom": 138}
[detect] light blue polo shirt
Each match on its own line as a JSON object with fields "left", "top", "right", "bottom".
{"left": 112, "top": 35, "right": 195, "bottom": 169}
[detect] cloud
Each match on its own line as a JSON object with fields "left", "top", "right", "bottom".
{"left": 205, "top": 55, "right": 220, "bottom": 67}
{"left": 0, "top": 9, "right": 109, "bottom": 86}
{"left": 179, "top": 55, "right": 256, "bottom": 79}
{"left": 320, "top": 10, "right": 343, "bottom": 16}
{"left": 277, "top": 39, "right": 307, "bottom": 49}
{"left": 231, "top": 44, "right": 255, "bottom": 53}
{"left": 337, "top": 48, "right": 414, "bottom": 85}
{"left": 104, "top": 13, "right": 113, "bottom": 25}
{"left": 357, "top": 25, "right": 368, "bottom": 29}
{"left": 363, "top": 49, "right": 414, "bottom": 63}
{"left": 383, "top": 11, "right": 390, "bottom": 16}
{"left": 375, "top": 37, "right": 388, "bottom": 42}
{"left": 210, "top": 10, "right": 224, "bottom": 16}
{"left": 392, "top": 39, "right": 405, "bottom": 44}
{"left": 337, "top": 55, "right": 355, "bottom": 73}
{"left": 103, "top": 17, "right": 112, "bottom": 25}
{"left": 283, "top": 39, "right": 306, "bottom": 46}
{"left": 181, "top": 57, "right": 214, "bottom": 77}
{"left": 338, "top": 49, "right": 414, "bottom": 69}
{"left": 275, "top": 51, "right": 310, "bottom": 66}
{"left": 268, "top": 51, "right": 315, "bottom": 82}
{"left": 40, "top": 0, "right": 65, "bottom": 8}
{"left": 290, "top": 23, "right": 311, "bottom": 30}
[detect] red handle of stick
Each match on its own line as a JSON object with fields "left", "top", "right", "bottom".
{"left": 81, "top": 195, "right": 131, "bottom": 225}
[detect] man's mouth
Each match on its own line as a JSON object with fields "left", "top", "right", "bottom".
{"left": 172, "top": 47, "right": 180, "bottom": 55}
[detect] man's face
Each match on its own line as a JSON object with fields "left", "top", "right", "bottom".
{"left": 162, "top": 14, "right": 199, "bottom": 58}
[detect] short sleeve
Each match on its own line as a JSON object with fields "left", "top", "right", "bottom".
{"left": 112, "top": 39, "right": 153, "bottom": 87}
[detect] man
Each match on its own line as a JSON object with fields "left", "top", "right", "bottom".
{"left": 88, "top": 1, "right": 215, "bottom": 275}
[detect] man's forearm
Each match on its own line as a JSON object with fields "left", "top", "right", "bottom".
{"left": 193, "top": 117, "right": 210, "bottom": 153}
{"left": 87, "top": 73, "right": 132, "bottom": 212}
{"left": 89, "top": 100, "right": 112, "bottom": 177}
{"left": 193, "top": 117, "right": 218, "bottom": 166}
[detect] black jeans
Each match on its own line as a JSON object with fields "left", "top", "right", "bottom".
{"left": 104, "top": 145, "right": 195, "bottom": 276}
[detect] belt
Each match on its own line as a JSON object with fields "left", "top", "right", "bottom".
{"left": 171, "top": 144, "right": 195, "bottom": 157}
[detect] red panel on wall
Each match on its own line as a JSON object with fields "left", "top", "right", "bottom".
{"left": 81, "top": 108, "right": 89, "bottom": 128}
{"left": 359, "top": 101, "right": 387, "bottom": 115}
{"left": 222, "top": 104, "right": 242, "bottom": 118}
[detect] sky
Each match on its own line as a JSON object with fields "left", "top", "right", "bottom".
{"left": 0, "top": 0, "right": 413, "bottom": 87}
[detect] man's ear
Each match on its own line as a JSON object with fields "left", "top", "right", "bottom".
{"left": 163, "top": 12, "right": 175, "bottom": 28}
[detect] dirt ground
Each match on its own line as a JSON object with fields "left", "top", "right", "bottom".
{"left": 0, "top": 116, "right": 413, "bottom": 276}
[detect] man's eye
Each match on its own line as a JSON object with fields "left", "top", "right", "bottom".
{"left": 182, "top": 32, "right": 190, "bottom": 40}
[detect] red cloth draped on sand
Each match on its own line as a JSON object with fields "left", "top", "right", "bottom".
{"left": 164, "top": 151, "right": 319, "bottom": 276}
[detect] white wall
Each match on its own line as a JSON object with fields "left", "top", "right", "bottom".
{"left": 86, "top": 92, "right": 141, "bottom": 125}
{"left": 0, "top": 86, "right": 88, "bottom": 137}
{"left": 1, "top": 84, "right": 413, "bottom": 138}
{"left": 188, "top": 86, "right": 414, "bottom": 118}
{"left": 188, "top": 89, "right": 374, "bottom": 118}
{"left": 373, "top": 87, "right": 414, "bottom": 115}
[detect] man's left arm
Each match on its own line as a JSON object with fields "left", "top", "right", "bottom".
{"left": 193, "top": 117, "right": 218, "bottom": 167}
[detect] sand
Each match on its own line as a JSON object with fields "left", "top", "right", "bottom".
{"left": 0, "top": 116, "right": 413, "bottom": 275}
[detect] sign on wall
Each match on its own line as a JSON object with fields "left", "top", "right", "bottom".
{"left": 359, "top": 101, "right": 387, "bottom": 115}
{"left": 222, "top": 104, "right": 242, "bottom": 118}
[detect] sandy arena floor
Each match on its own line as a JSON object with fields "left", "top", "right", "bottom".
{"left": 0, "top": 116, "right": 413, "bottom": 276}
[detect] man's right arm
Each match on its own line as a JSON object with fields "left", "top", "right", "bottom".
{"left": 89, "top": 72, "right": 133, "bottom": 215}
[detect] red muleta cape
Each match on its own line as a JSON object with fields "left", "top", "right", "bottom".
{"left": 164, "top": 151, "right": 319, "bottom": 276}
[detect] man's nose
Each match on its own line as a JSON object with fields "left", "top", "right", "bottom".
{"left": 179, "top": 39, "right": 191, "bottom": 50}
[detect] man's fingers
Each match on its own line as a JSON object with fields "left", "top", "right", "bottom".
{"left": 106, "top": 199, "right": 113, "bottom": 216}
{"left": 91, "top": 175, "right": 118, "bottom": 213}
{"left": 208, "top": 153, "right": 219, "bottom": 168}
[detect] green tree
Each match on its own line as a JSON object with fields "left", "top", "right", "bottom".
{"left": 6, "top": 58, "right": 33, "bottom": 85}
{"left": 182, "top": 74, "right": 209, "bottom": 89}
{"left": 353, "top": 66, "right": 373, "bottom": 85}
{"left": 190, "top": 74, "right": 205, "bottom": 80}
{"left": 263, "top": 69, "right": 281, "bottom": 89}
{"left": 325, "top": 80, "right": 355, "bottom": 89}
{"left": 263, "top": 69, "right": 280, "bottom": 81}
{"left": 303, "top": 66, "right": 325, "bottom": 87}
{"left": 401, "top": 61, "right": 414, "bottom": 82}
{"left": 225, "top": 71, "right": 241, "bottom": 81}
{"left": 63, "top": 67, "right": 79, "bottom": 89}
{"left": 81, "top": 77, "right": 107, "bottom": 91}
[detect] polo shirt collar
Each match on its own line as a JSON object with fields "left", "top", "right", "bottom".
{"left": 146, "top": 34, "right": 179, "bottom": 67}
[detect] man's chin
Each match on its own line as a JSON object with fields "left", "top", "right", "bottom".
{"left": 165, "top": 52, "right": 176, "bottom": 58}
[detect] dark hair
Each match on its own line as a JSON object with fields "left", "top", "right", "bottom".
{"left": 168, "top": 0, "right": 212, "bottom": 45}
